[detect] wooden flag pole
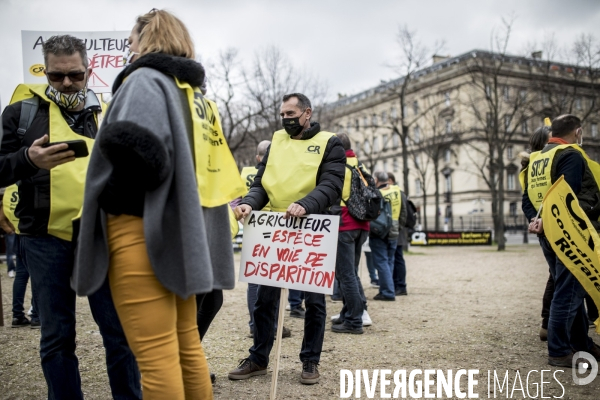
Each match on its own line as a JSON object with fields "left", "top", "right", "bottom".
{"left": 269, "top": 287, "right": 287, "bottom": 400}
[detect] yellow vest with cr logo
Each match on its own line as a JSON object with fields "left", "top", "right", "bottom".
{"left": 175, "top": 79, "right": 246, "bottom": 208}
{"left": 9, "top": 84, "right": 96, "bottom": 241}
{"left": 262, "top": 130, "right": 333, "bottom": 212}
{"left": 2, "top": 184, "right": 20, "bottom": 233}
{"left": 379, "top": 185, "right": 402, "bottom": 220}
{"left": 527, "top": 144, "right": 600, "bottom": 211}
{"left": 241, "top": 166, "right": 258, "bottom": 191}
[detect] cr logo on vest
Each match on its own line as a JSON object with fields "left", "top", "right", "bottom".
{"left": 306, "top": 145, "right": 321, "bottom": 154}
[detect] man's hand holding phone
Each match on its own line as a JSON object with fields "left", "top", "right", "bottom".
{"left": 28, "top": 135, "right": 78, "bottom": 170}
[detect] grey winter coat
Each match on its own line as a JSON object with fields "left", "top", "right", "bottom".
{"left": 72, "top": 54, "right": 235, "bottom": 298}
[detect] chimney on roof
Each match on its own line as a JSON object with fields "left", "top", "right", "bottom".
{"left": 531, "top": 51, "right": 543, "bottom": 60}
{"left": 432, "top": 54, "right": 450, "bottom": 64}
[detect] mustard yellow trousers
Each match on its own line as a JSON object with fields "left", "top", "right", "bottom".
{"left": 107, "top": 215, "right": 212, "bottom": 399}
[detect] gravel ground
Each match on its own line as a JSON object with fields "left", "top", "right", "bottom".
{"left": 1, "top": 244, "right": 599, "bottom": 399}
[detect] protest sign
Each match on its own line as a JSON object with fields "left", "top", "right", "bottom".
{"left": 21, "top": 31, "right": 129, "bottom": 93}
{"left": 410, "top": 231, "right": 492, "bottom": 246}
{"left": 542, "top": 176, "right": 600, "bottom": 334}
{"left": 239, "top": 211, "right": 339, "bottom": 295}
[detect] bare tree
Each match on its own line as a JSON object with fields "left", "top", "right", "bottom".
{"left": 462, "top": 18, "right": 533, "bottom": 251}
{"left": 387, "top": 25, "right": 445, "bottom": 195}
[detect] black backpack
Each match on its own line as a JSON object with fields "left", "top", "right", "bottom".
{"left": 405, "top": 199, "right": 418, "bottom": 229}
{"left": 342, "top": 164, "right": 382, "bottom": 221}
{"left": 369, "top": 197, "right": 393, "bottom": 238}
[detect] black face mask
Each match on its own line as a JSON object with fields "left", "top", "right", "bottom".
{"left": 282, "top": 110, "right": 306, "bottom": 136}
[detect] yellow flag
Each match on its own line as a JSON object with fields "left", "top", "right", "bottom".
{"left": 542, "top": 176, "right": 600, "bottom": 333}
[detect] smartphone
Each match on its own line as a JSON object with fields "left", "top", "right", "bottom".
{"left": 42, "top": 139, "right": 89, "bottom": 158}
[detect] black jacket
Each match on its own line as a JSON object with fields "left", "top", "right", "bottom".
{"left": 0, "top": 94, "right": 100, "bottom": 235}
{"left": 241, "top": 122, "right": 346, "bottom": 214}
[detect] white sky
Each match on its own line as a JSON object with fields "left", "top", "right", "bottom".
{"left": 0, "top": 0, "right": 599, "bottom": 108}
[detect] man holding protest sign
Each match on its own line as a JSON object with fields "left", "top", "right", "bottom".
{"left": 229, "top": 93, "right": 345, "bottom": 384}
{"left": 0, "top": 35, "right": 140, "bottom": 399}
{"left": 523, "top": 114, "right": 600, "bottom": 367}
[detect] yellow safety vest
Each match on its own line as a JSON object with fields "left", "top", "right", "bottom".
{"left": 527, "top": 144, "right": 600, "bottom": 211}
{"left": 2, "top": 184, "right": 20, "bottom": 233}
{"left": 175, "top": 78, "right": 246, "bottom": 207}
{"left": 380, "top": 185, "right": 402, "bottom": 220}
{"left": 262, "top": 130, "right": 334, "bottom": 212}
{"left": 241, "top": 166, "right": 258, "bottom": 190}
{"left": 10, "top": 84, "right": 96, "bottom": 241}
{"left": 519, "top": 168, "right": 527, "bottom": 194}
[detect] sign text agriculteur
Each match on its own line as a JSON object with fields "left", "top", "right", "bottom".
{"left": 239, "top": 211, "right": 339, "bottom": 294}
{"left": 22, "top": 30, "right": 129, "bottom": 93}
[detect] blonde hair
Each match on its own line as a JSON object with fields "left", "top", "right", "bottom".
{"left": 135, "top": 9, "right": 195, "bottom": 59}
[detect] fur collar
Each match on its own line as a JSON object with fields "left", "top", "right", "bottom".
{"left": 112, "top": 53, "right": 205, "bottom": 93}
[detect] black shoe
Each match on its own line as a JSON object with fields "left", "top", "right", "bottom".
{"left": 11, "top": 317, "right": 30, "bottom": 328}
{"left": 330, "top": 295, "right": 343, "bottom": 303}
{"left": 373, "top": 293, "right": 395, "bottom": 301}
{"left": 300, "top": 361, "right": 320, "bottom": 384}
{"left": 30, "top": 319, "right": 41, "bottom": 329}
{"left": 548, "top": 352, "right": 590, "bottom": 368}
{"left": 331, "top": 317, "right": 343, "bottom": 325}
{"left": 332, "top": 323, "right": 363, "bottom": 334}
{"left": 210, "top": 373, "right": 216, "bottom": 384}
{"left": 290, "top": 307, "right": 306, "bottom": 319}
{"left": 228, "top": 358, "right": 267, "bottom": 380}
{"left": 274, "top": 326, "right": 291, "bottom": 340}
{"left": 395, "top": 289, "right": 407, "bottom": 296}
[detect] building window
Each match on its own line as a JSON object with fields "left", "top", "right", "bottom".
{"left": 363, "top": 116, "right": 368, "bottom": 127}
{"left": 363, "top": 140, "right": 370, "bottom": 154}
{"left": 509, "top": 202, "right": 517, "bottom": 216}
{"left": 445, "top": 92, "right": 451, "bottom": 106}
{"left": 575, "top": 97, "right": 582, "bottom": 110}
{"left": 503, "top": 86, "right": 510, "bottom": 101}
{"left": 592, "top": 124, "right": 598, "bottom": 139}
{"left": 391, "top": 107, "right": 397, "bottom": 119}
{"left": 415, "top": 179, "right": 422, "bottom": 195}
{"left": 445, "top": 119, "right": 452, "bottom": 134}
{"left": 403, "top": 105, "right": 408, "bottom": 118}
{"left": 355, "top": 119, "right": 360, "bottom": 130}
{"left": 507, "top": 172, "right": 516, "bottom": 190}
{"left": 393, "top": 158, "right": 399, "bottom": 172}
{"left": 382, "top": 134, "right": 388, "bottom": 150}
{"left": 393, "top": 134, "right": 399, "bottom": 149}
{"left": 504, "top": 115, "right": 511, "bottom": 130}
{"left": 507, "top": 145, "right": 513, "bottom": 159}
{"left": 372, "top": 114, "right": 378, "bottom": 126}
{"left": 522, "top": 121, "right": 528, "bottom": 134}
{"left": 355, "top": 141, "right": 361, "bottom": 155}
{"left": 445, "top": 175, "right": 452, "bottom": 192}
{"left": 414, "top": 126, "right": 421, "bottom": 143}
{"left": 485, "top": 85, "right": 491, "bottom": 98}
{"left": 444, "top": 148, "right": 451, "bottom": 163}
{"left": 346, "top": 121, "right": 352, "bottom": 133}
{"left": 383, "top": 159, "right": 388, "bottom": 172}
{"left": 415, "top": 154, "right": 421, "bottom": 168}
{"left": 381, "top": 111, "right": 387, "bottom": 124}
{"left": 373, "top": 137, "right": 380, "bottom": 152}
{"left": 542, "top": 93, "right": 550, "bottom": 106}
{"left": 413, "top": 100, "right": 419, "bottom": 115}
{"left": 519, "top": 90, "right": 527, "bottom": 102}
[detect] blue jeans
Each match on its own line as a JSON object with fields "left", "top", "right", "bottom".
{"left": 335, "top": 230, "right": 368, "bottom": 328}
{"left": 288, "top": 289, "right": 304, "bottom": 309}
{"left": 11, "top": 235, "right": 38, "bottom": 320}
{"left": 249, "top": 285, "right": 326, "bottom": 367}
{"left": 365, "top": 250, "right": 378, "bottom": 283}
{"left": 369, "top": 236, "right": 397, "bottom": 298}
{"left": 5, "top": 232, "right": 16, "bottom": 272}
{"left": 539, "top": 237, "right": 594, "bottom": 357}
{"left": 247, "top": 283, "right": 278, "bottom": 332}
{"left": 393, "top": 244, "right": 407, "bottom": 292}
{"left": 20, "top": 235, "right": 141, "bottom": 400}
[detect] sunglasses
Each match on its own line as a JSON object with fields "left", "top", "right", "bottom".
{"left": 46, "top": 71, "right": 87, "bottom": 83}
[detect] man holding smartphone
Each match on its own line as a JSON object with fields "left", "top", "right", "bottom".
{"left": 0, "top": 35, "right": 140, "bottom": 400}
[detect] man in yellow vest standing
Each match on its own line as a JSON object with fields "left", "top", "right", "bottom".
{"left": 0, "top": 35, "right": 140, "bottom": 399}
{"left": 524, "top": 114, "right": 600, "bottom": 367}
{"left": 229, "top": 93, "right": 345, "bottom": 384}
{"left": 371, "top": 171, "right": 401, "bottom": 301}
